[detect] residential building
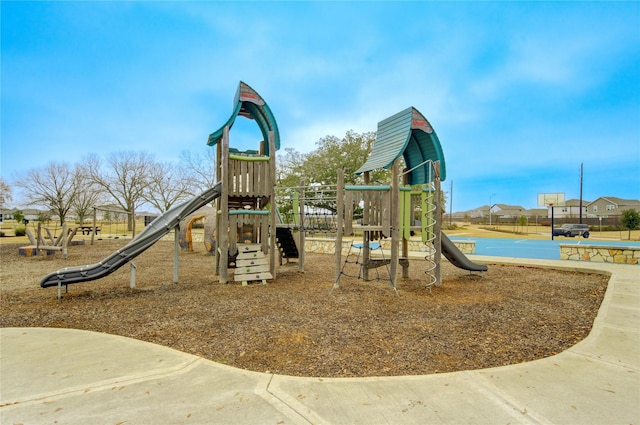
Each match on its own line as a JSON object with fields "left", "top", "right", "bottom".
{"left": 549, "top": 198, "right": 589, "bottom": 219}
{"left": 587, "top": 197, "right": 640, "bottom": 218}
{"left": 490, "top": 204, "right": 526, "bottom": 219}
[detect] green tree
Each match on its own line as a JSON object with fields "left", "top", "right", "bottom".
{"left": 303, "top": 130, "right": 388, "bottom": 186}
{"left": 620, "top": 209, "right": 640, "bottom": 240}
{"left": 13, "top": 209, "right": 24, "bottom": 224}
{"left": 277, "top": 147, "right": 307, "bottom": 188}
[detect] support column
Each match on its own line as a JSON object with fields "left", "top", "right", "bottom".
{"left": 130, "top": 262, "right": 137, "bottom": 289}
{"left": 401, "top": 171, "right": 409, "bottom": 278}
{"left": 219, "top": 126, "right": 230, "bottom": 283}
{"left": 333, "top": 169, "right": 344, "bottom": 288}
{"left": 214, "top": 140, "right": 222, "bottom": 276}
{"left": 433, "top": 161, "right": 442, "bottom": 287}
{"left": 269, "top": 131, "right": 277, "bottom": 279}
{"left": 389, "top": 159, "right": 400, "bottom": 290}
{"left": 173, "top": 227, "right": 179, "bottom": 283}
{"left": 61, "top": 223, "right": 68, "bottom": 260}
{"left": 91, "top": 209, "right": 97, "bottom": 245}
{"left": 362, "top": 172, "right": 370, "bottom": 281}
{"left": 298, "top": 178, "right": 305, "bottom": 272}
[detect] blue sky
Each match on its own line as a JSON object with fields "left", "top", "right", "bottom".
{"left": 2, "top": 1, "right": 639, "bottom": 212}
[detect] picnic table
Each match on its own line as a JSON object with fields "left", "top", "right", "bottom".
{"left": 78, "top": 226, "right": 100, "bottom": 235}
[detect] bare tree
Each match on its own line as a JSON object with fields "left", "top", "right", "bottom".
{"left": 14, "top": 162, "right": 79, "bottom": 225}
{"left": 0, "top": 177, "right": 13, "bottom": 208}
{"left": 85, "top": 151, "right": 153, "bottom": 232}
{"left": 179, "top": 149, "right": 216, "bottom": 195}
{"left": 72, "top": 166, "right": 104, "bottom": 224}
{"left": 142, "top": 160, "right": 192, "bottom": 212}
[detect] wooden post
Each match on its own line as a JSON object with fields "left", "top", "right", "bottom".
{"left": 132, "top": 207, "right": 136, "bottom": 238}
{"left": 130, "top": 262, "right": 137, "bottom": 288}
{"left": 433, "top": 161, "right": 442, "bottom": 287}
{"left": 36, "top": 222, "right": 42, "bottom": 252}
{"left": 173, "top": 227, "right": 179, "bottom": 283}
{"left": 298, "top": 178, "right": 305, "bottom": 273}
{"left": 402, "top": 171, "right": 409, "bottom": 278}
{"left": 219, "top": 125, "right": 230, "bottom": 283}
{"left": 269, "top": 131, "right": 277, "bottom": 279}
{"left": 390, "top": 159, "right": 400, "bottom": 290}
{"left": 333, "top": 169, "right": 344, "bottom": 288}
{"left": 91, "top": 208, "right": 97, "bottom": 245}
{"left": 61, "top": 223, "right": 68, "bottom": 260}
{"left": 214, "top": 137, "right": 222, "bottom": 275}
{"left": 362, "top": 172, "right": 370, "bottom": 281}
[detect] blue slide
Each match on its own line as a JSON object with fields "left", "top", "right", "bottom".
{"left": 441, "top": 233, "right": 488, "bottom": 272}
{"left": 41, "top": 183, "right": 222, "bottom": 288}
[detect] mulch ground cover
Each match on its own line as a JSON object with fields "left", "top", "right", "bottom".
{"left": 0, "top": 239, "right": 608, "bottom": 377}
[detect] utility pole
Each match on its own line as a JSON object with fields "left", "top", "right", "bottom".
{"left": 579, "top": 163, "right": 584, "bottom": 224}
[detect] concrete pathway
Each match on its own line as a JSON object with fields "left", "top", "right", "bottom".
{"left": 2, "top": 258, "right": 639, "bottom": 424}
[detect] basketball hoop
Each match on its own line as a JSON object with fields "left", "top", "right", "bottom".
{"left": 538, "top": 193, "right": 565, "bottom": 208}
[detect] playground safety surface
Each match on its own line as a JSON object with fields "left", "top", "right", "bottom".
{"left": 1, "top": 241, "right": 609, "bottom": 377}
{"left": 2, "top": 256, "right": 639, "bottom": 424}
{"left": 2, "top": 237, "right": 639, "bottom": 424}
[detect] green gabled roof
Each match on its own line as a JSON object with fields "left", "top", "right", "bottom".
{"left": 355, "top": 107, "right": 446, "bottom": 184}
{"left": 207, "top": 81, "right": 280, "bottom": 155}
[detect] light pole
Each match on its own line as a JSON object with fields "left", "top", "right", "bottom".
{"left": 489, "top": 194, "right": 496, "bottom": 226}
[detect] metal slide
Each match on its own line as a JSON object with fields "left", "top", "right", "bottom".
{"left": 441, "top": 233, "right": 488, "bottom": 272}
{"left": 41, "top": 183, "right": 222, "bottom": 288}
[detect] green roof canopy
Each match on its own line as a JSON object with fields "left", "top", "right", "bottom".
{"left": 207, "top": 81, "right": 280, "bottom": 155}
{"left": 355, "top": 107, "right": 446, "bottom": 184}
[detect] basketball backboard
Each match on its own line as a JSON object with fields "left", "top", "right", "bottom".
{"left": 537, "top": 193, "right": 565, "bottom": 207}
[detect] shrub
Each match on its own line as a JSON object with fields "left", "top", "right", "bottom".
{"left": 14, "top": 226, "right": 26, "bottom": 237}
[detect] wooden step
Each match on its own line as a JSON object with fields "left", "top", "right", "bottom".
{"left": 234, "top": 244, "right": 272, "bottom": 286}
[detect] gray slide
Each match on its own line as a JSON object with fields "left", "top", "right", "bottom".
{"left": 41, "top": 183, "right": 222, "bottom": 288}
{"left": 441, "top": 233, "right": 488, "bottom": 272}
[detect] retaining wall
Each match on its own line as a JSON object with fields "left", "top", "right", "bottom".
{"left": 305, "top": 237, "right": 476, "bottom": 255}
{"left": 560, "top": 244, "right": 640, "bottom": 265}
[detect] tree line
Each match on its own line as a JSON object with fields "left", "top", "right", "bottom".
{"left": 3, "top": 130, "right": 638, "bottom": 237}
{"left": 2, "top": 149, "right": 215, "bottom": 229}
{"left": 1, "top": 131, "right": 384, "bottom": 228}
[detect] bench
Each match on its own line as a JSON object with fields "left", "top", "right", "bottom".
{"left": 78, "top": 226, "right": 100, "bottom": 235}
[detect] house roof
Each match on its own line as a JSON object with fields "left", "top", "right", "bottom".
{"left": 564, "top": 199, "right": 591, "bottom": 206}
{"left": 495, "top": 203, "right": 525, "bottom": 210}
{"left": 589, "top": 197, "right": 640, "bottom": 206}
{"left": 207, "top": 81, "right": 280, "bottom": 156}
{"left": 355, "top": 107, "right": 446, "bottom": 184}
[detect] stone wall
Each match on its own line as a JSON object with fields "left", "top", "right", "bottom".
{"left": 560, "top": 244, "right": 639, "bottom": 265}
{"left": 305, "top": 237, "right": 476, "bottom": 255}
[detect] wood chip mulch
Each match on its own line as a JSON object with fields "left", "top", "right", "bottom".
{"left": 0, "top": 240, "right": 609, "bottom": 377}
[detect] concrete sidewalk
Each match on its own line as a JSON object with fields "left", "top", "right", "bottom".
{"left": 2, "top": 259, "right": 639, "bottom": 424}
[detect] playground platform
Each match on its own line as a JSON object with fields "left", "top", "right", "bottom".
{"left": 2, "top": 257, "right": 639, "bottom": 425}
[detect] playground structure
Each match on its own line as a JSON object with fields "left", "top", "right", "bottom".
{"left": 278, "top": 107, "right": 487, "bottom": 291}
{"left": 40, "top": 80, "right": 486, "bottom": 296}
{"left": 19, "top": 222, "right": 82, "bottom": 258}
{"left": 334, "top": 105, "right": 448, "bottom": 291}
{"left": 206, "top": 81, "right": 281, "bottom": 285}
{"left": 177, "top": 205, "right": 216, "bottom": 253}
{"left": 40, "top": 184, "right": 223, "bottom": 297}
{"left": 86, "top": 206, "right": 134, "bottom": 244}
